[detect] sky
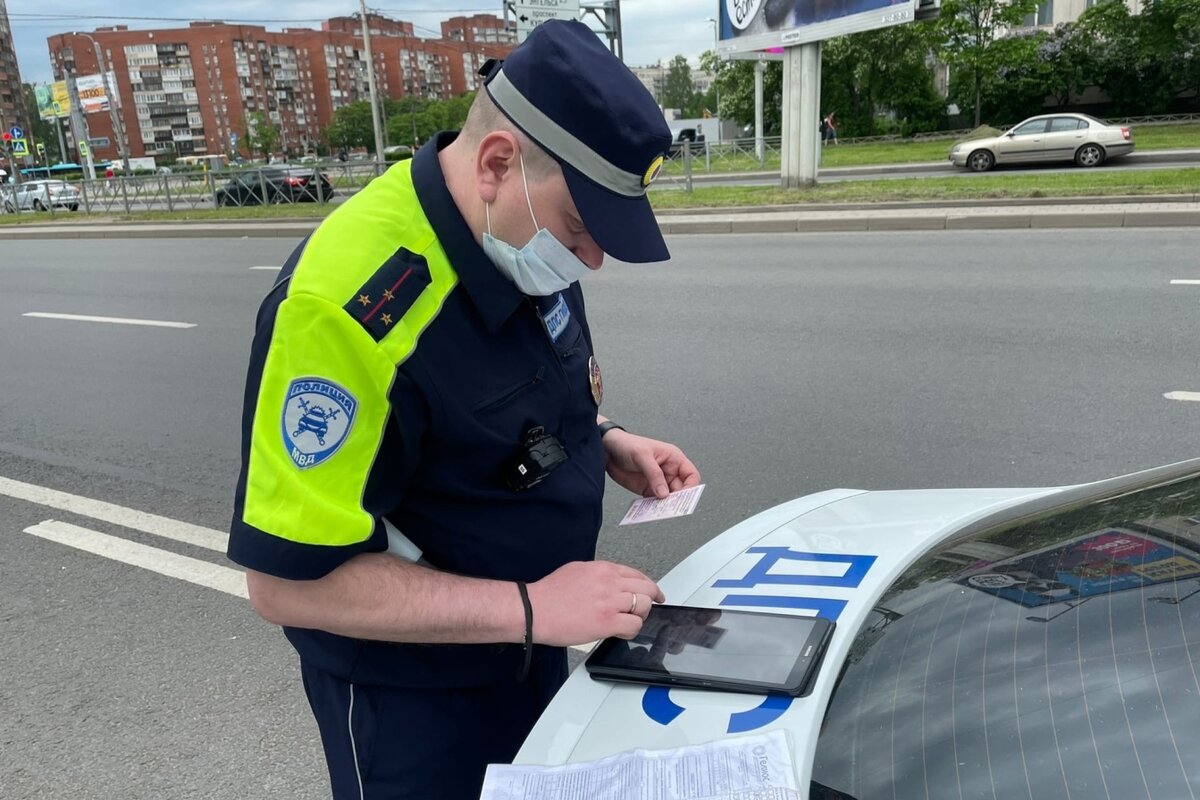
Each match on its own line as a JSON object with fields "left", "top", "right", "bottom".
{"left": 6, "top": 0, "right": 720, "bottom": 85}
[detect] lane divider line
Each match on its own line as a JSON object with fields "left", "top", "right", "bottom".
{"left": 0, "top": 475, "right": 227, "bottom": 552}
{"left": 1164, "top": 391, "right": 1200, "bottom": 402}
{"left": 1169, "top": 280, "right": 1200, "bottom": 285}
{"left": 23, "top": 312, "right": 196, "bottom": 329}
{"left": 24, "top": 520, "right": 247, "bottom": 599}
{"left": 250, "top": 266, "right": 282, "bottom": 271}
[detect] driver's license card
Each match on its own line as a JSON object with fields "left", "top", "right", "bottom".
{"left": 619, "top": 484, "right": 706, "bottom": 526}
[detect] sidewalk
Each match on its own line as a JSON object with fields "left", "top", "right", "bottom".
{"left": 0, "top": 199, "right": 1196, "bottom": 240}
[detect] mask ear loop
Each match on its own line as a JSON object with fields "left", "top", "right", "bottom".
{"left": 518, "top": 151, "right": 540, "bottom": 231}
{"left": 485, "top": 200, "right": 493, "bottom": 236}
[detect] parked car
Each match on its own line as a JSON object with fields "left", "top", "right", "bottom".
{"left": 215, "top": 167, "right": 335, "bottom": 206}
{"left": 517, "top": 458, "right": 1200, "bottom": 799}
{"left": 3, "top": 179, "right": 81, "bottom": 212}
{"left": 950, "top": 113, "right": 1134, "bottom": 172}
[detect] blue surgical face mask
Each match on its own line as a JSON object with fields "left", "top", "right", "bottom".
{"left": 481, "top": 153, "right": 592, "bottom": 297}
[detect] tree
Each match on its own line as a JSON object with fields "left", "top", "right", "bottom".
{"left": 1036, "top": 23, "right": 1093, "bottom": 110}
{"left": 325, "top": 101, "right": 377, "bottom": 150}
{"left": 821, "top": 22, "right": 946, "bottom": 137}
{"left": 661, "top": 55, "right": 696, "bottom": 112}
{"left": 938, "top": 0, "right": 1040, "bottom": 126}
{"left": 244, "top": 111, "right": 280, "bottom": 158}
{"left": 700, "top": 50, "right": 785, "bottom": 136}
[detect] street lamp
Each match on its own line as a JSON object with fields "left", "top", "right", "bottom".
{"left": 72, "top": 31, "right": 131, "bottom": 173}
{"left": 705, "top": 18, "right": 721, "bottom": 140}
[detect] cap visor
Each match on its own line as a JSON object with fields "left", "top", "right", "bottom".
{"left": 563, "top": 168, "right": 670, "bottom": 264}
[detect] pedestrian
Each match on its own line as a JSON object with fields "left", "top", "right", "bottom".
{"left": 823, "top": 112, "right": 838, "bottom": 146}
{"left": 104, "top": 165, "right": 114, "bottom": 194}
{"left": 227, "top": 19, "right": 700, "bottom": 800}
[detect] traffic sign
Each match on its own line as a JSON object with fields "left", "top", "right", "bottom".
{"left": 9, "top": 126, "right": 23, "bottom": 140}
{"left": 11, "top": 138, "right": 29, "bottom": 156}
{"left": 78, "top": 141, "right": 90, "bottom": 158}
{"left": 513, "top": 0, "right": 580, "bottom": 42}
{"left": 36, "top": 142, "right": 46, "bottom": 158}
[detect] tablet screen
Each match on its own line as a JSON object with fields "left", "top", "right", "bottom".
{"left": 589, "top": 605, "right": 826, "bottom": 686}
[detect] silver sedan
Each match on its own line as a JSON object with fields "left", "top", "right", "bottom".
{"left": 950, "top": 113, "right": 1135, "bottom": 172}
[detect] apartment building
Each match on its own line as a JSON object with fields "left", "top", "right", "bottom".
{"left": 0, "top": 0, "right": 31, "bottom": 148}
{"left": 46, "top": 13, "right": 513, "bottom": 163}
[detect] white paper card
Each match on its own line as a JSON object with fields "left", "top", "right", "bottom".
{"left": 619, "top": 484, "right": 706, "bottom": 526}
{"left": 480, "top": 729, "right": 799, "bottom": 800}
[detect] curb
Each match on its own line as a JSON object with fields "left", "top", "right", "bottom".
{"left": 657, "top": 209, "right": 1200, "bottom": 235}
{"left": 3, "top": 209, "right": 1196, "bottom": 240}
{"left": 654, "top": 193, "right": 1200, "bottom": 217}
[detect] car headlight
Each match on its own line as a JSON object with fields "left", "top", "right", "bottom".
{"left": 951, "top": 145, "right": 962, "bottom": 154}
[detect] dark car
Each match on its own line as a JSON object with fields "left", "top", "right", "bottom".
{"left": 215, "top": 167, "right": 335, "bottom": 206}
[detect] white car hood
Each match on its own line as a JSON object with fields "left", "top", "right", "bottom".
{"left": 516, "top": 484, "right": 1068, "bottom": 790}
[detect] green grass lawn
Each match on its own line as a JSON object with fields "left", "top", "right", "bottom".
{"left": 663, "top": 123, "right": 1200, "bottom": 174}
{"left": 0, "top": 203, "right": 331, "bottom": 226}
{"left": 649, "top": 167, "right": 1200, "bottom": 209}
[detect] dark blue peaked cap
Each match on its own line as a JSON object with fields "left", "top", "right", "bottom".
{"left": 481, "top": 19, "right": 672, "bottom": 263}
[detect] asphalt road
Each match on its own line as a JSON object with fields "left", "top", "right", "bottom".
{"left": 3, "top": 229, "right": 1200, "bottom": 798}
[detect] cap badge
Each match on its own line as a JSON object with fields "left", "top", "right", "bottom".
{"left": 642, "top": 155, "right": 665, "bottom": 188}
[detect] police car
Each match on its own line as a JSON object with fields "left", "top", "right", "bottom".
{"left": 519, "top": 458, "right": 1200, "bottom": 799}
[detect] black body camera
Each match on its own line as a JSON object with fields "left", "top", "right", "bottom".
{"left": 503, "top": 426, "right": 569, "bottom": 492}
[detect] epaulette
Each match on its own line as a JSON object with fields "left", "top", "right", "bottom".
{"left": 343, "top": 247, "right": 432, "bottom": 342}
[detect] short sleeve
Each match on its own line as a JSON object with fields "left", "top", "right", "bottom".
{"left": 227, "top": 289, "right": 423, "bottom": 580}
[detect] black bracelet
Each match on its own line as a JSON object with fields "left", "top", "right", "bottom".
{"left": 515, "top": 581, "right": 533, "bottom": 682}
{"left": 598, "top": 420, "right": 626, "bottom": 438}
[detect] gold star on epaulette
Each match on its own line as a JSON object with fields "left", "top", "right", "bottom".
{"left": 383, "top": 289, "right": 395, "bottom": 302}
{"left": 358, "top": 294, "right": 371, "bottom": 306}
{"left": 381, "top": 313, "right": 394, "bottom": 327}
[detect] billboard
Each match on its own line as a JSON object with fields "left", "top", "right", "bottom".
{"left": 717, "top": 0, "right": 919, "bottom": 54}
{"left": 35, "top": 82, "right": 72, "bottom": 120}
{"left": 76, "top": 73, "right": 119, "bottom": 114}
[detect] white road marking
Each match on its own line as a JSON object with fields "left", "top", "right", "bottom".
{"left": 24, "top": 520, "right": 247, "bottom": 599}
{"left": 250, "top": 266, "right": 281, "bottom": 271}
{"left": 0, "top": 475, "right": 226, "bottom": 552}
{"left": 1165, "top": 391, "right": 1200, "bottom": 402}
{"left": 23, "top": 312, "right": 196, "bottom": 329}
{"left": 1170, "top": 280, "right": 1200, "bottom": 285}
{"left": 2, "top": 474, "right": 597, "bottom": 650}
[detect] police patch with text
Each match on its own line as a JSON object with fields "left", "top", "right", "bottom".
{"left": 281, "top": 378, "right": 357, "bottom": 469}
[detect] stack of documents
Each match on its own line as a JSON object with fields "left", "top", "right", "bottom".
{"left": 480, "top": 729, "right": 800, "bottom": 800}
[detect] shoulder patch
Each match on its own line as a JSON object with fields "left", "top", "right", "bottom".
{"left": 281, "top": 378, "right": 357, "bottom": 469}
{"left": 343, "top": 247, "right": 432, "bottom": 342}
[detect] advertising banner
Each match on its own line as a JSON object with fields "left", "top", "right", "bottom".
{"left": 35, "top": 82, "right": 72, "bottom": 120}
{"left": 717, "top": 0, "right": 918, "bottom": 54}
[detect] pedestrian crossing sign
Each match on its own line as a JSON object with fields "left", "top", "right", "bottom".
{"left": 10, "top": 138, "right": 28, "bottom": 156}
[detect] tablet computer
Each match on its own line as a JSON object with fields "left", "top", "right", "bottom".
{"left": 585, "top": 604, "right": 835, "bottom": 697}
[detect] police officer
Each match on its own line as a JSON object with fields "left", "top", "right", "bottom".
{"left": 227, "top": 19, "right": 700, "bottom": 800}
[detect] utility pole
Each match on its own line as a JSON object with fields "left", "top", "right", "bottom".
{"left": 66, "top": 73, "right": 97, "bottom": 181}
{"left": 358, "top": 0, "right": 386, "bottom": 163}
{"left": 78, "top": 33, "right": 131, "bottom": 173}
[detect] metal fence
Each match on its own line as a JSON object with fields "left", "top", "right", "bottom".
{"left": 0, "top": 160, "right": 395, "bottom": 218}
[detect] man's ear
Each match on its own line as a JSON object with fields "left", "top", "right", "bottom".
{"left": 476, "top": 131, "right": 519, "bottom": 205}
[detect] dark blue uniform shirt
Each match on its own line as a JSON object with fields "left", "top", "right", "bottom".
{"left": 228, "top": 133, "right": 607, "bottom": 687}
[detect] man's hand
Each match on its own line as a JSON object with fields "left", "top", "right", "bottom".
{"left": 602, "top": 429, "right": 701, "bottom": 500}
{"left": 527, "top": 561, "right": 665, "bottom": 646}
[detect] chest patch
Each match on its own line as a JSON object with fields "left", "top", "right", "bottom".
{"left": 542, "top": 294, "right": 571, "bottom": 343}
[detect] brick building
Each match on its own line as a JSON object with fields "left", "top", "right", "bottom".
{"left": 0, "top": 0, "right": 31, "bottom": 152}
{"left": 45, "top": 12, "right": 513, "bottom": 163}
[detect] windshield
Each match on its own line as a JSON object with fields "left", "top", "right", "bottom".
{"left": 812, "top": 470, "right": 1200, "bottom": 800}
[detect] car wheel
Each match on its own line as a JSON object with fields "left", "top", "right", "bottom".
{"left": 69, "top": 204, "right": 79, "bottom": 212}
{"left": 1076, "top": 143, "right": 1105, "bottom": 168}
{"left": 967, "top": 150, "right": 994, "bottom": 173}
{"left": 33, "top": 199, "right": 45, "bottom": 211}
{"left": 3, "top": 202, "right": 13, "bottom": 213}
